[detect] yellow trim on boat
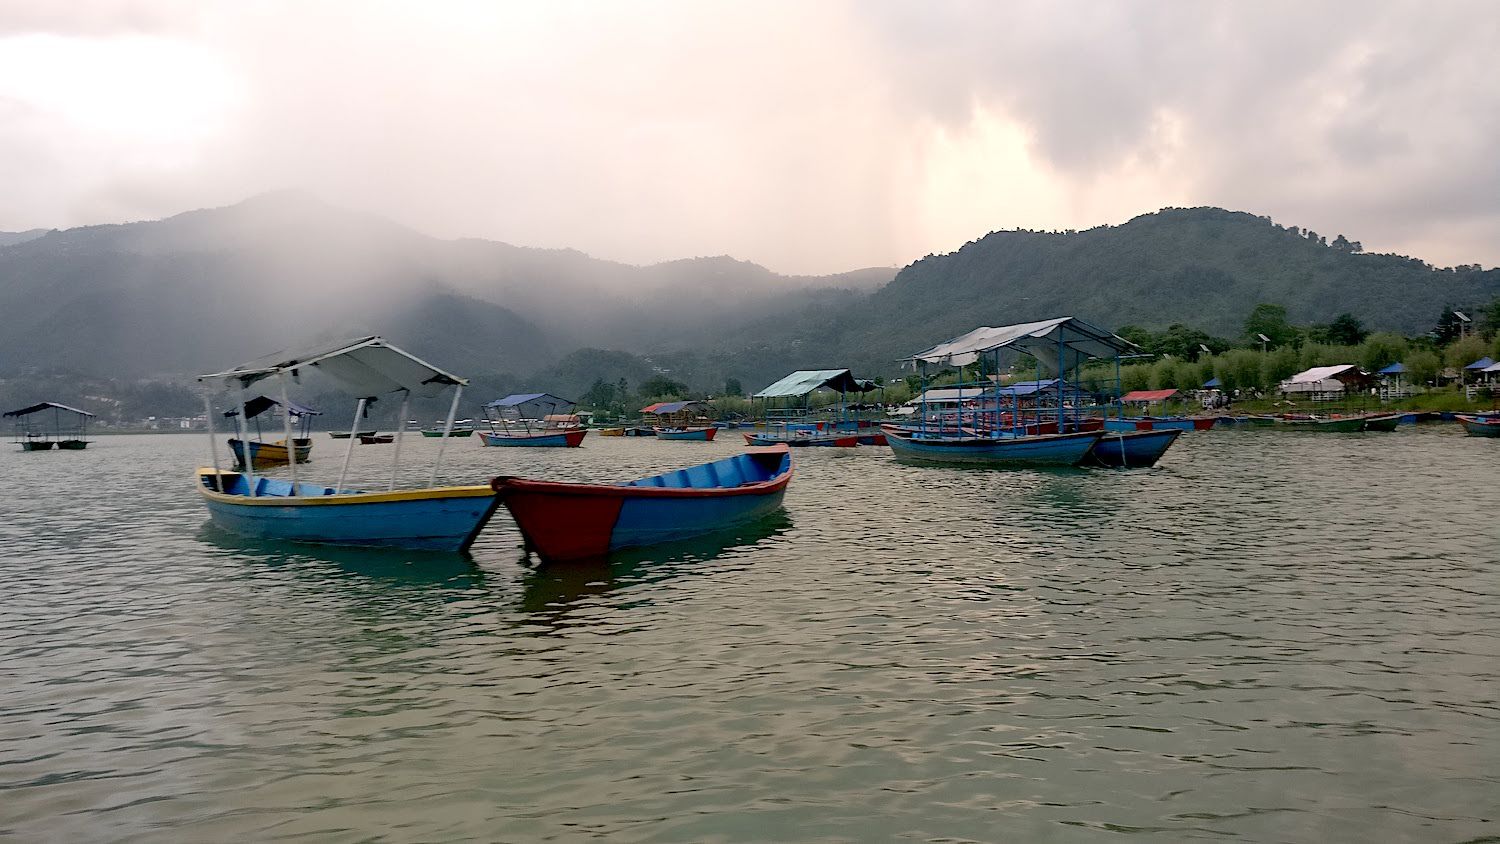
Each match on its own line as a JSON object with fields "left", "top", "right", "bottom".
{"left": 196, "top": 468, "right": 494, "bottom": 505}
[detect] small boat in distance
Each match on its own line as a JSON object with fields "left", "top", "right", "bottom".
{"left": 330, "top": 430, "right": 376, "bottom": 439}
{"left": 596, "top": 427, "right": 625, "bottom": 437}
{"left": 225, "top": 395, "right": 319, "bottom": 469}
{"left": 196, "top": 336, "right": 501, "bottom": 551}
{"left": 493, "top": 445, "right": 793, "bottom": 561}
{"left": 480, "top": 394, "right": 588, "bottom": 447}
{"left": 1455, "top": 414, "right": 1500, "bottom": 437}
{"left": 886, "top": 429, "right": 1103, "bottom": 467}
{"left": 358, "top": 433, "right": 395, "bottom": 444}
{"left": 745, "top": 429, "right": 859, "bottom": 447}
{"left": 4, "top": 402, "right": 95, "bottom": 451}
{"left": 655, "top": 426, "right": 718, "bottom": 441}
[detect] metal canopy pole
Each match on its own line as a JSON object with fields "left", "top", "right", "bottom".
{"left": 389, "top": 390, "right": 410, "bottom": 491}
{"left": 278, "top": 373, "right": 299, "bottom": 493}
{"left": 429, "top": 385, "right": 463, "bottom": 486}
{"left": 204, "top": 396, "right": 222, "bottom": 491}
{"left": 235, "top": 386, "right": 258, "bottom": 497}
{"left": 337, "top": 398, "right": 367, "bottom": 493}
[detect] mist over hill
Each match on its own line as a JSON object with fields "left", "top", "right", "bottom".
{"left": 2, "top": 196, "right": 1496, "bottom": 414}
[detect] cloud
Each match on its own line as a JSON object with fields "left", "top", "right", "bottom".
{"left": 0, "top": 1, "right": 1496, "bottom": 272}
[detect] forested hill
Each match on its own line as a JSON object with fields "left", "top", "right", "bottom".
{"left": 789, "top": 207, "right": 1499, "bottom": 375}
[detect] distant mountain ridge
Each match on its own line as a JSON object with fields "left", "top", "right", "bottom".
{"left": 1, "top": 196, "right": 1496, "bottom": 398}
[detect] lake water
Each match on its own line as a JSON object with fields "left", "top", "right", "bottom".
{"left": 1, "top": 427, "right": 1496, "bottom": 842}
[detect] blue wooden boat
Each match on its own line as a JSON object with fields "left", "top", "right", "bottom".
{"left": 198, "top": 469, "right": 500, "bottom": 551}
{"left": 477, "top": 429, "right": 587, "bottom": 447}
{"left": 492, "top": 445, "right": 792, "bottom": 561}
{"left": 886, "top": 429, "right": 1102, "bottom": 467}
{"left": 1103, "top": 416, "right": 1214, "bottom": 432}
{"left": 198, "top": 336, "right": 496, "bottom": 551}
{"left": 1084, "top": 429, "right": 1180, "bottom": 468}
{"left": 654, "top": 426, "right": 718, "bottom": 441}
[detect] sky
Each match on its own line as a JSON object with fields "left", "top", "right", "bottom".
{"left": 0, "top": 0, "right": 1497, "bottom": 275}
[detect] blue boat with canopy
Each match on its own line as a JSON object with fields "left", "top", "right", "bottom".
{"left": 196, "top": 336, "right": 501, "bottom": 552}
{"left": 479, "top": 393, "right": 588, "bottom": 447}
{"left": 892, "top": 316, "right": 1175, "bottom": 468}
{"left": 224, "top": 395, "right": 321, "bottom": 468}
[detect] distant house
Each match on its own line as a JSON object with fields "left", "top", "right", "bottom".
{"left": 1279, "top": 365, "right": 1373, "bottom": 402}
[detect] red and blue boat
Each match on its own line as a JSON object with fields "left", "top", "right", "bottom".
{"left": 655, "top": 426, "right": 717, "bottom": 441}
{"left": 744, "top": 429, "right": 859, "bottom": 447}
{"left": 1084, "top": 429, "right": 1181, "bottom": 468}
{"left": 493, "top": 445, "right": 793, "bottom": 562}
{"left": 1455, "top": 414, "right": 1500, "bottom": 437}
{"left": 1103, "top": 415, "right": 1216, "bottom": 432}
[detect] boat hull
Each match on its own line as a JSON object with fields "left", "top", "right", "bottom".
{"left": 421, "top": 429, "right": 474, "bottom": 437}
{"left": 744, "top": 432, "right": 859, "bottom": 447}
{"left": 477, "top": 429, "right": 587, "bottom": 447}
{"left": 20, "top": 440, "right": 55, "bottom": 451}
{"left": 358, "top": 434, "right": 394, "bottom": 444}
{"left": 887, "top": 430, "right": 1102, "bottom": 467}
{"left": 1360, "top": 414, "right": 1402, "bottom": 432}
{"left": 1276, "top": 416, "right": 1366, "bottom": 432}
{"left": 623, "top": 427, "right": 657, "bottom": 437}
{"left": 229, "top": 438, "right": 311, "bottom": 468}
{"left": 1085, "top": 429, "right": 1181, "bottom": 468}
{"left": 596, "top": 427, "right": 625, "bottom": 437}
{"left": 55, "top": 439, "right": 89, "bottom": 450}
{"left": 1455, "top": 414, "right": 1500, "bottom": 437}
{"left": 655, "top": 427, "right": 718, "bottom": 441}
{"left": 493, "top": 446, "right": 792, "bottom": 561}
{"left": 197, "top": 470, "right": 500, "bottom": 552}
{"left": 1104, "top": 416, "right": 1214, "bottom": 432}
{"left": 329, "top": 430, "right": 375, "bottom": 439}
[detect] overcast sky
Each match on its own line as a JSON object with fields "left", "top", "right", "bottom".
{"left": 0, "top": 1, "right": 1496, "bottom": 274}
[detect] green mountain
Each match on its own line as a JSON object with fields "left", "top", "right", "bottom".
{"left": 704, "top": 207, "right": 1500, "bottom": 380}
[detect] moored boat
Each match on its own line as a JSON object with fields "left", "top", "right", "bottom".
{"left": 655, "top": 426, "right": 718, "bottom": 441}
{"left": 478, "top": 428, "right": 588, "bottom": 447}
{"left": 1275, "top": 414, "right": 1367, "bottom": 432}
{"left": 1104, "top": 415, "right": 1215, "bottom": 432}
{"left": 596, "top": 427, "right": 625, "bottom": 436}
{"left": 1084, "top": 429, "right": 1181, "bottom": 468}
{"left": 329, "top": 430, "right": 376, "bottom": 439}
{"left": 744, "top": 430, "right": 859, "bottom": 447}
{"left": 886, "top": 429, "right": 1103, "bottom": 467}
{"left": 624, "top": 426, "right": 657, "bottom": 437}
{"left": 1360, "top": 413, "right": 1402, "bottom": 432}
{"left": 5, "top": 402, "right": 95, "bottom": 452}
{"left": 229, "top": 437, "right": 312, "bottom": 468}
{"left": 197, "top": 336, "right": 501, "bottom": 551}
{"left": 421, "top": 427, "right": 473, "bottom": 437}
{"left": 493, "top": 444, "right": 793, "bottom": 561}
{"left": 1455, "top": 414, "right": 1500, "bottom": 437}
{"left": 358, "top": 433, "right": 395, "bottom": 444}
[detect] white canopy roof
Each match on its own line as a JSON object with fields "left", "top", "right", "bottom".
{"left": 199, "top": 336, "right": 467, "bottom": 398}
{"left": 907, "top": 317, "right": 1138, "bottom": 373}
{"left": 1286, "top": 364, "right": 1364, "bottom": 385}
{"left": 1483, "top": 361, "right": 1500, "bottom": 373}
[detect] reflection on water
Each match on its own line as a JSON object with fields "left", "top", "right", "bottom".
{"left": 515, "top": 511, "right": 793, "bottom": 620}
{"left": 0, "top": 430, "right": 1497, "bottom": 841}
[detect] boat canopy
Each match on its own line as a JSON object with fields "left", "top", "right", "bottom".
{"left": 1464, "top": 357, "right": 1495, "bottom": 371}
{"left": 753, "top": 369, "right": 878, "bottom": 399}
{"left": 485, "top": 393, "right": 575, "bottom": 414}
{"left": 1286, "top": 364, "right": 1368, "bottom": 385}
{"left": 224, "top": 395, "right": 321, "bottom": 419}
{"left": 199, "top": 336, "right": 466, "bottom": 398}
{"left": 641, "top": 400, "right": 706, "bottom": 415}
{"left": 1202, "top": 377, "right": 1222, "bottom": 388}
{"left": 1483, "top": 361, "right": 1500, "bottom": 373}
{"left": 3, "top": 401, "right": 95, "bottom": 418}
{"left": 992, "top": 379, "right": 1058, "bottom": 397}
{"left": 907, "top": 316, "right": 1138, "bottom": 373}
{"left": 1376, "top": 363, "right": 1406, "bottom": 375}
{"left": 1121, "top": 389, "right": 1178, "bottom": 402}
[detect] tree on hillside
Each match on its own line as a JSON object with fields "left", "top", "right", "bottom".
{"left": 1478, "top": 296, "right": 1500, "bottom": 337}
{"left": 1406, "top": 350, "right": 1442, "bottom": 386}
{"left": 639, "top": 375, "right": 688, "bottom": 398}
{"left": 1244, "top": 303, "right": 1297, "bottom": 348}
{"left": 1330, "top": 234, "right": 1363, "bottom": 253}
{"left": 1326, "top": 313, "right": 1368, "bottom": 346}
{"left": 1433, "top": 308, "right": 1467, "bottom": 344}
{"left": 723, "top": 377, "right": 743, "bottom": 397}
